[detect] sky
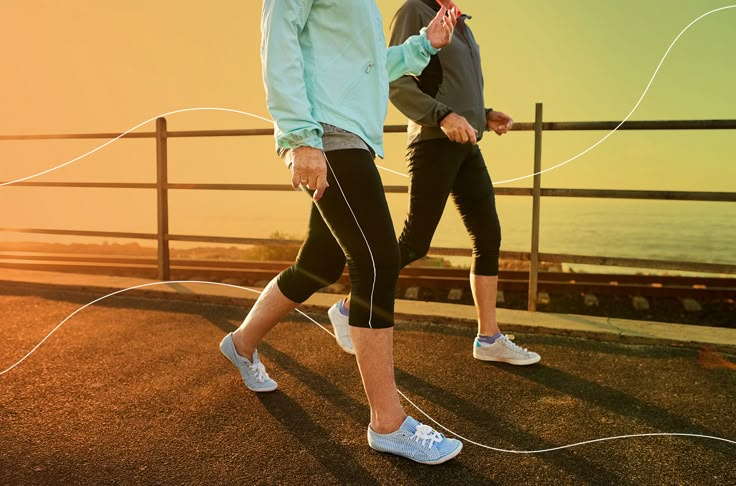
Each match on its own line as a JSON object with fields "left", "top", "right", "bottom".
{"left": 0, "top": 0, "right": 734, "bottom": 247}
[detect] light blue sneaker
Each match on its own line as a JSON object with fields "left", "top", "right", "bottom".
{"left": 219, "top": 333, "right": 278, "bottom": 392}
{"left": 367, "top": 416, "right": 463, "bottom": 464}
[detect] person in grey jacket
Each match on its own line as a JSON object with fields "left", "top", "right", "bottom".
{"left": 328, "top": 0, "right": 541, "bottom": 366}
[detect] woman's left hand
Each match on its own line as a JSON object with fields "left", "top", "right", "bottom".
{"left": 487, "top": 111, "right": 514, "bottom": 135}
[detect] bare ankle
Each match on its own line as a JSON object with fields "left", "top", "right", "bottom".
{"left": 231, "top": 331, "right": 254, "bottom": 361}
{"left": 478, "top": 324, "right": 501, "bottom": 336}
{"left": 370, "top": 413, "right": 407, "bottom": 434}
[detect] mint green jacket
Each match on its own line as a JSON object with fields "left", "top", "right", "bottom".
{"left": 261, "top": 0, "right": 438, "bottom": 158}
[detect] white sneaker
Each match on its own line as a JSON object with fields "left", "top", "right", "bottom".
{"left": 473, "top": 335, "right": 541, "bottom": 365}
{"left": 327, "top": 300, "right": 355, "bottom": 355}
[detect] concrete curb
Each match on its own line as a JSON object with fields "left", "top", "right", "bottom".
{"left": 1, "top": 269, "right": 734, "bottom": 353}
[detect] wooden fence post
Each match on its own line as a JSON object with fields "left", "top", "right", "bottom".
{"left": 528, "top": 103, "right": 543, "bottom": 311}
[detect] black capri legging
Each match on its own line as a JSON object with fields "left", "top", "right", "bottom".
{"left": 277, "top": 149, "right": 400, "bottom": 329}
{"left": 398, "top": 138, "right": 502, "bottom": 276}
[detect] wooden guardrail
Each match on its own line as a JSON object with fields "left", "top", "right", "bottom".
{"left": 2, "top": 108, "right": 735, "bottom": 311}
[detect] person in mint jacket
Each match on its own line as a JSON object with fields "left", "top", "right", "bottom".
{"left": 219, "top": 0, "right": 464, "bottom": 465}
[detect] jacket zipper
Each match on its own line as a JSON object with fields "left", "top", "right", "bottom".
{"left": 457, "top": 18, "right": 485, "bottom": 125}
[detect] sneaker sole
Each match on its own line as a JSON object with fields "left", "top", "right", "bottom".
{"left": 473, "top": 351, "right": 541, "bottom": 366}
{"left": 370, "top": 441, "right": 463, "bottom": 465}
{"left": 327, "top": 305, "right": 356, "bottom": 356}
{"left": 219, "top": 340, "right": 278, "bottom": 393}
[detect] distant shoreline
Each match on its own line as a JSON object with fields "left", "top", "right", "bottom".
{"left": 0, "top": 240, "right": 562, "bottom": 272}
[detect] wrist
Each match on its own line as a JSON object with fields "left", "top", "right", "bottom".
{"left": 419, "top": 27, "right": 441, "bottom": 54}
{"left": 438, "top": 109, "right": 454, "bottom": 126}
{"left": 293, "top": 145, "right": 321, "bottom": 154}
{"left": 484, "top": 108, "right": 494, "bottom": 131}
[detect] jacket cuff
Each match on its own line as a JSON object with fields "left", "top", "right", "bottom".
{"left": 419, "top": 27, "right": 440, "bottom": 56}
{"left": 437, "top": 107, "right": 454, "bottom": 125}
{"left": 277, "top": 129, "right": 324, "bottom": 152}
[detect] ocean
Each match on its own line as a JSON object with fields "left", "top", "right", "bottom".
{"left": 162, "top": 192, "right": 736, "bottom": 274}
{"left": 1, "top": 189, "right": 734, "bottom": 275}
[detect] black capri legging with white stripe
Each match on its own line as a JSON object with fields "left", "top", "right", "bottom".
{"left": 276, "top": 149, "right": 400, "bottom": 329}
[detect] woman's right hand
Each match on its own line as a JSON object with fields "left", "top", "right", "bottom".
{"left": 440, "top": 113, "right": 478, "bottom": 145}
{"left": 289, "top": 146, "right": 329, "bottom": 201}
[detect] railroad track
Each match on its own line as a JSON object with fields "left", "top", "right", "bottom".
{"left": 1, "top": 253, "right": 734, "bottom": 302}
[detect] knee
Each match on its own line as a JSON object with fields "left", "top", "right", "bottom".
{"left": 400, "top": 240, "right": 431, "bottom": 266}
{"left": 373, "top": 239, "right": 401, "bottom": 275}
{"left": 321, "top": 258, "right": 347, "bottom": 285}
{"left": 282, "top": 249, "right": 345, "bottom": 294}
{"left": 470, "top": 217, "right": 501, "bottom": 251}
{"left": 350, "top": 239, "right": 400, "bottom": 282}
{"left": 485, "top": 228, "right": 501, "bottom": 251}
{"left": 296, "top": 253, "right": 346, "bottom": 286}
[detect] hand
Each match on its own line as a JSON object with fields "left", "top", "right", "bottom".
{"left": 289, "top": 146, "right": 329, "bottom": 201}
{"left": 486, "top": 110, "right": 513, "bottom": 135}
{"left": 440, "top": 113, "right": 478, "bottom": 144}
{"left": 425, "top": 6, "right": 458, "bottom": 49}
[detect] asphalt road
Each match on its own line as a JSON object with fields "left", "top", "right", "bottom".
{"left": 1, "top": 285, "right": 735, "bottom": 485}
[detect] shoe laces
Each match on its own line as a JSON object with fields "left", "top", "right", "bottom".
{"left": 409, "top": 424, "right": 443, "bottom": 449}
{"left": 499, "top": 335, "right": 532, "bottom": 356}
{"left": 248, "top": 361, "right": 271, "bottom": 383}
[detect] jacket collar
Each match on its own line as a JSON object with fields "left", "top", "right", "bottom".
{"left": 418, "top": 0, "right": 470, "bottom": 19}
{"left": 419, "top": 0, "right": 442, "bottom": 11}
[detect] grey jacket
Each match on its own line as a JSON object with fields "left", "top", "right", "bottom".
{"left": 389, "top": 0, "right": 490, "bottom": 146}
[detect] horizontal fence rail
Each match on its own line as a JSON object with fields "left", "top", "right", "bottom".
{"left": 4, "top": 182, "right": 736, "bottom": 202}
{"left": 2, "top": 110, "right": 735, "bottom": 310}
{"left": 3, "top": 119, "right": 736, "bottom": 142}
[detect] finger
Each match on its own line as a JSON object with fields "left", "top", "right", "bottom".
{"left": 459, "top": 130, "right": 468, "bottom": 144}
{"left": 291, "top": 172, "right": 301, "bottom": 190}
{"left": 469, "top": 128, "right": 478, "bottom": 145}
{"left": 448, "top": 8, "right": 458, "bottom": 28}
{"left": 313, "top": 175, "right": 328, "bottom": 201}
{"left": 432, "top": 5, "right": 447, "bottom": 27}
{"left": 443, "top": 14, "right": 456, "bottom": 34}
{"left": 462, "top": 120, "right": 475, "bottom": 137}
{"left": 305, "top": 175, "right": 318, "bottom": 191}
